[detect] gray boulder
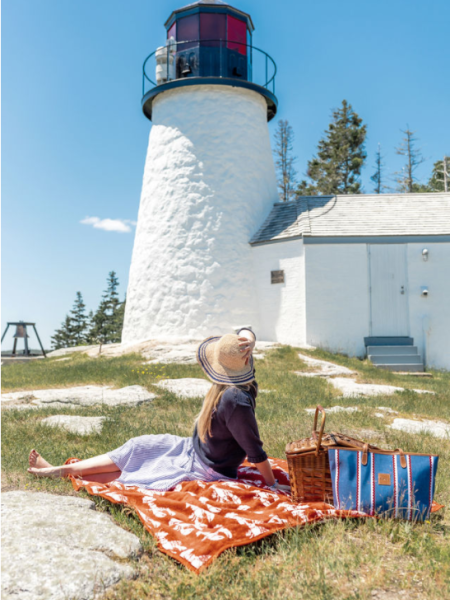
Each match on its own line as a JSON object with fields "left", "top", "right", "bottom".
{"left": 1, "top": 491, "right": 142, "bottom": 600}
{"left": 154, "top": 378, "right": 211, "bottom": 398}
{"left": 1, "top": 385, "right": 156, "bottom": 410}
{"left": 40, "top": 415, "right": 107, "bottom": 435}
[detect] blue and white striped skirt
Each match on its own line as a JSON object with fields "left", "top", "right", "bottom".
{"left": 107, "top": 434, "right": 228, "bottom": 491}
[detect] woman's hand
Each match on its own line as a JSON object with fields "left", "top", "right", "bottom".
{"left": 238, "top": 331, "right": 256, "bottom": 365}
{"left": 275, "top": 483, "right": 291, "bottom": 493}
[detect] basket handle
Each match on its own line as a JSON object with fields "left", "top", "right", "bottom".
{"left": 312, "top": 405, "right": 326, "bottom": 456}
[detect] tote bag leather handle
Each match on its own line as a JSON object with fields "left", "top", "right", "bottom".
{"left": 361, "top": 446, "right": 407, "bottom": 468}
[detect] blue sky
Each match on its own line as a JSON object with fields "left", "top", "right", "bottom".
{"left": 2, "top": 0, "right": 449, "bottom": 349}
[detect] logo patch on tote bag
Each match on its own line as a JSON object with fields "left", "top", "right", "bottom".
{"left": 378, "top": 473, "right": 391, "bottom": 486}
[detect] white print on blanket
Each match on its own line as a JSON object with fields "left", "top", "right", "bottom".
{"left": 141, "top": 495, "right": 176, "bottom": 518}
{"left": 186, "top": 503, "right": 217, "bottom": 524}
{"left": 252, "top": 490, "right": 280, "bottom": 506}
{"left": 198, "top": 497, "right": 222, "bottom": 512}
{"left": 156, "top": 531, "right": 186, "bottom": 552}
{"left": 173, "top": 481, "right": 209, "bottom": 492}
{"left": 224, "top": 512, "right": 270, "bottom": 538}
{"left": 267, "top": 514, "right": 289, "bottom": 525}
{"left": 105, "top": 491, "right": 128, "bottom": 503}
{"left": 138, "top": 510, "right": 162, "bottom": 529}
{"left": 180, "top": 548, "right": 211, "bottom": 570}
{"left": 210, "top": 485, "right": 242, "bottom": 505}
{"left": 277, "top": 502, "right": 310, "bottom": 519}
{"left": 168, "top": 517, "right": 196, "bottom": 536}
{"left": 195, "top": 526, "right": 233, "bottom": 541}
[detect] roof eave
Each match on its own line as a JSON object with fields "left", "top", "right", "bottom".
{"left": 249, "top": 234, "right": 304, "bottom": 247}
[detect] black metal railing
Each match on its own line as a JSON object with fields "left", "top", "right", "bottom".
{"left": 142, "top": 39, "right": 276, "bottom": 97}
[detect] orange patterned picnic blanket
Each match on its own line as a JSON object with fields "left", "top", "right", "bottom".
{"left": 67, "top": 457, "right": 443, "bottom": 573}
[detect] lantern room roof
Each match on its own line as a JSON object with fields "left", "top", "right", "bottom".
{"left": 183, "top": 0, "right": 228, "bottom": 5}
{"left": 165, "top": 1, "right": 255, "bottom": 32}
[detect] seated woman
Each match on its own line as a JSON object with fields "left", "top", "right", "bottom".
{"left": 28, "top": 329, "right": 280, "bottom": 491}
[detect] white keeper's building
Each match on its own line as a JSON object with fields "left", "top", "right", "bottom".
{"left": 250, "top": 193, "right": 450, "bottom": 371}
{"left": 122, "top": 0, "right": 450, "bottom": 372}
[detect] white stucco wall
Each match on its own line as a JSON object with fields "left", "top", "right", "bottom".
{"left": 304, "top": 241, "right": 450, "bottom": 370}
{"left": 122, "top": 84, "right": 278, "bottom": 342}
{"left": 251, "top": 239, "right": 306, "bottom": 346}
{"left": 406, "top": 242, "right": 450, "bottom": 370}
{"left": 304, "top": 243, "right": 370, "bottom": 357}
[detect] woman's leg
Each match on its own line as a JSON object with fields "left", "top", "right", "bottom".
{"left": 81, "top": 471, "right": 122, "bottom": 484}
{"left": 27, "top": 449, "right": 120, "bottom": 480}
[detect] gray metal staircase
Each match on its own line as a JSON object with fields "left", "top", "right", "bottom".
{"left": 364, "top": 337, "right": 424, "bottom": 372}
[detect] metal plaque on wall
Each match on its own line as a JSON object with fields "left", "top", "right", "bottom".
{"left": 271, "top": 270, "right": 285, "bottom": 284}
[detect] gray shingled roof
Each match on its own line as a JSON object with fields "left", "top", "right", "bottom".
{"left": 250, "top": 193, "right": 450, "bottom": 244}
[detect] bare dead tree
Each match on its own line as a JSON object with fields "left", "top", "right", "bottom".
{"left": 442, "top": 156, "right": 449, "bottom": 193}
{"left": 274, "top": 120, "right": 297, "bottom": 202}
{"left": 394, "top": 127, "right": 426, "bottom": 192}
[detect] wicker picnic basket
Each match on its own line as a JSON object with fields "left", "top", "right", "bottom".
{"left": 285, "top": 405, "right": 378, "bottom": 504}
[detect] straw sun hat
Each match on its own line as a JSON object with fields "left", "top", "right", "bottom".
{"left": 196, "top": 334, "right": 255, "bottom": 385}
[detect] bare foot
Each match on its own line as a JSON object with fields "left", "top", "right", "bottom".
{"left": 28, "top": 449, "right": 53, "bottom": 469}
{"left": 27, "top": 466, "right": 62, "bottom": 479}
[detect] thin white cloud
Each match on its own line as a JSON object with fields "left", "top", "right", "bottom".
{"left": 80, "top": 216, "right": 137, "bottom": 233}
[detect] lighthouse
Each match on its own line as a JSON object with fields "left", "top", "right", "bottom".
{"left": 122, "top": 0, "right": 278, "bottom": 343}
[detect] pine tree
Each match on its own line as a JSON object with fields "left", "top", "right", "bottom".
{"left": 103, "top": 271, "right": 121, "bottom": 343}
{"left": 51, "top": 315, "right": 75, "bottom": 350}
{"left": 428, "top": 157, "right": 449, "bottom": 192}
{"left": 394, "top": 127, "right": 426, "bottom": 193}
{"left": 298, "top": 100, "right": 367, "bottom": 195}
{"left": 69, "top": 292, "right": 89, "bottom": 345}
{"left": 274, "top": 120, "right": 297, "bottom": 202}
{"left": 88, "top": 298, "right": 110, "bottom": 345}
{"left": 371, "top": 144, "right": 387, "bottom": 194}
{"left": 87, "top": 271, "right": 123, "bottom": 344}
{"left": 296, "top": 179, "right": 317, "bottom": 196}
{"left": 85, "top": 310, "right": 98, "bottom": 344}
{"left": 113, "top": 295, "right": 126, "bottom": 341}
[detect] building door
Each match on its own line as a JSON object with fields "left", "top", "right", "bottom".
{"left": 368, "top": 244, "right": 409, "bottom": 336}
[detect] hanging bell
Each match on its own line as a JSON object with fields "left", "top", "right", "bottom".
{"left": 13, "top": 323, "right": 29, "bottom": 338}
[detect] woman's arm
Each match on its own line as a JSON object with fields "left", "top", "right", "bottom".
{"left": 254, "top": 460, "right": 290, "bottom": 491}
{"left": 254, "top": 458, "right": 276, "bottom": 487}
{"left": 237, "top": 328, "right": 256, "bottom": 365}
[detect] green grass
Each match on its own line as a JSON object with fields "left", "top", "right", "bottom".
{"left": 2, "top": 347, "right": 449, "bottom": 599}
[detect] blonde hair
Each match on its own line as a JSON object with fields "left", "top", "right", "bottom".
{"left": 196, "top": 383, "right": 229, "bottom": 443}
{"left": 196, "top": 382, "right": 256, "bottom": 443}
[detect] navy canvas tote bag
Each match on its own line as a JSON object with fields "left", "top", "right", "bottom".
{"left": 328, "top": 447, "right": 438, "bottom": 521}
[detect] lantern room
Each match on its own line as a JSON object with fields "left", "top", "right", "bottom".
{"left": 141, "top": 0, "right": 277, "bottom": 121}
{"left": 165, "top": 0, "right": 253, "bottom": 80}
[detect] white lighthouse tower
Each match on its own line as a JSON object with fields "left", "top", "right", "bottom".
{"left": 122, "top": 0, "right": 278, "bottom": 343}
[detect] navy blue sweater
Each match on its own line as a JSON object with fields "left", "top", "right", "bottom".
{"left": 192, "top": 383, "right": 267, "bottom": 478}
